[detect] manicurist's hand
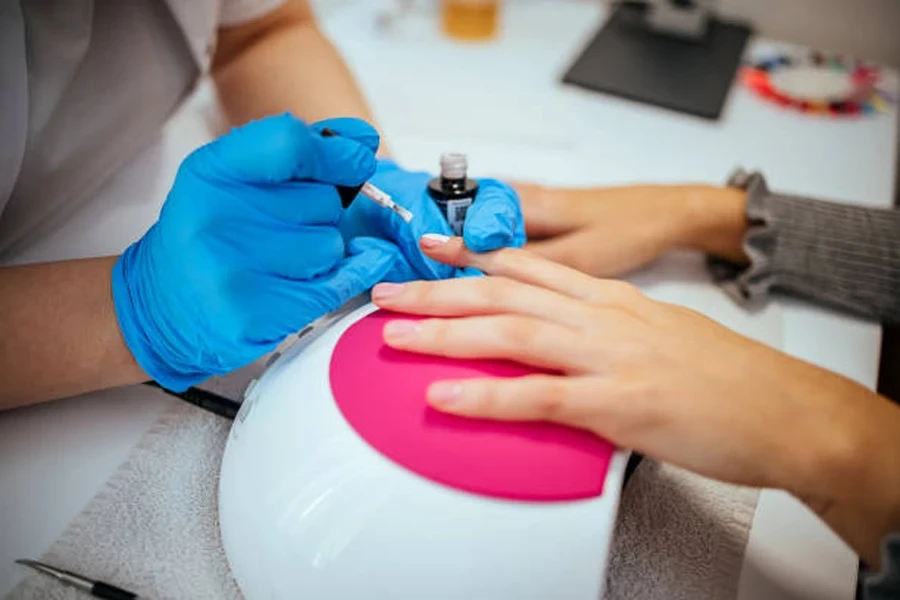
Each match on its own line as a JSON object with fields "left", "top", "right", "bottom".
{"left": 341, "top": 160, "right": 525, "bottom": 282}
{"left": 371, "top": 236, "right": 900, "bottom": 564}
{"left": 516, "top": 182, "right": 749, "bottom": 277}
{"left": 113, "top": 114, "right": 400, "bottom": 392}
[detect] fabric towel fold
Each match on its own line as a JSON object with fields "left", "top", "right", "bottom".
{"left": 604, "top": 460, "right": 759, "bottom": 599}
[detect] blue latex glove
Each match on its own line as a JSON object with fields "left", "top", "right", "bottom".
{"left": 112, "top": 114, "right": 400, "bottom": 391}
{"left": 339, "top": 159, "right": 525, "bottom": 282}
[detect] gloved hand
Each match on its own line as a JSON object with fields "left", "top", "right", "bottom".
{"left": 339, "top": 159, "right": 525, "bottom": 282}
{"left": 112, "top": 114, "right": 400, "bottom": 391}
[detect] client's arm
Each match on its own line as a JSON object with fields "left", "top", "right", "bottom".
{"left": 371, "top": 239, "right": 900, "bottom": 584}
{"left": 520, "top": 171, "right": 900, "bottom": 324}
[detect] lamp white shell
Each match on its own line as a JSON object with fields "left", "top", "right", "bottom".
{"left": 219, "top": 303, "right": 628, "bottom": 599}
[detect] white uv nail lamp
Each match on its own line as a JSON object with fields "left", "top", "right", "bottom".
{"left": 219, "top": 302, "right": 628, "bottom": 600}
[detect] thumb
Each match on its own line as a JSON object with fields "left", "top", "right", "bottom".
{"left": 463, "top": 179, "right": 525, "bottom": 253}
{"left": 201, "top": 113, "right": 376, "bottom": 186}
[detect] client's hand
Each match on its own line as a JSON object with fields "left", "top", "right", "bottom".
{"left": 516, "top": 182, "right": 749, "bottom": 277}
{"left": 371, "top": 236, "right": 900, "bottom": 564}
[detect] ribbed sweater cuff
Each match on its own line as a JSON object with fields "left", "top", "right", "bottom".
{"left": 708, "top": 169, "right": 900, "bottom": 324}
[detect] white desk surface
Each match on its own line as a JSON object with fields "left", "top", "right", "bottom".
{"left": 0, "top": 0, "right": 896, "bottom": 597}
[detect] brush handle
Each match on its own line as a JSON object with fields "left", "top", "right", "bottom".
{"left": 320, "top": 128, "right": 364, "bottom": 208}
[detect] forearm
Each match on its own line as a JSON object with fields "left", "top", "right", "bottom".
{"left": 784, "top": 367, "right": 900, "bottom": 567}
{"left": 811, "top": 407, "right": 900, "bottom": 567}
{"left": 0, "top": 258, "right": 146, "bottom": 409}
{"left": 678, "top": 181, "right": 900, "bottom": 561}
{"left": 212, "top": 1, "right": 385, "bottom": 151}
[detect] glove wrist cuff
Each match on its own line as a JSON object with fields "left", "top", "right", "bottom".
{"left": 112, "top": 247, "right": 207, "bottom": 392}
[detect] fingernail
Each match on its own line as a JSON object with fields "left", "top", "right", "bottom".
{"left": 383, "top": 320, "right": 421, "bottom": 341}
{"left": 428, "top": 382, "right": 463, "bottom": 407}
{"left": 372, "top": 282, "right": 405, "bottom": 300}
{"left": 420, "top": 233, "right": 451, "bottom": 248}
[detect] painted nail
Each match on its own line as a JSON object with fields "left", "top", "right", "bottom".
{"left": 428, "top": 382, "right": 463, "bottom": 406}
{"left": 384, "top": 320, "right": 421, "bottom": 341}
{"left": 420, "top": 233, "right": 451, "bottom": 248}
{"left": 372, "top": 282, "right": 405, "bottom": 300}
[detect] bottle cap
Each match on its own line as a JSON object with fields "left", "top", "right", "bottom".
{"left": 439, "top": 152, "right": 468, "bottom": 180}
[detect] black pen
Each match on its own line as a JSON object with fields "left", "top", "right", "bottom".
{"left": 16, "top": 559, "right": 142, "bottom": 600}
{"left": 142, "top": 380, "right": 241, "bottom": 420}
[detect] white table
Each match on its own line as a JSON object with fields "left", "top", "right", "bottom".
{"left": 0, "top": 1, "right": 896, "bottom": 597}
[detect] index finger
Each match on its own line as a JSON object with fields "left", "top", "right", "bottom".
{"left": 204, "top": 113, "right": 376, "bottom": 186}
{"left": 420, "top": 235, "right": 642, "bottom": 305}
{"left": 310, "top": 118, "right": 381, "bottom": 154}
{"left": 305, "top": 133, "right": 377, "bottom": 186}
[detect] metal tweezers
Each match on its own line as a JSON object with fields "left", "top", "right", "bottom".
{"left": 16, "top": 559, "right": 142, "bottom": 599}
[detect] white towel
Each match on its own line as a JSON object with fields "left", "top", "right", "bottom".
{"left": 7, "top": 401, "right": 758, "bottom": 599}
{"left": 604, "top": 460, "right": 759, "bottom": 599}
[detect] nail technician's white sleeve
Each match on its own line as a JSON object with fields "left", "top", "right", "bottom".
{"left": 0, "top": 0, "right": 199, "bottom": 260}
{"left": 219, "top": 0, "right": 287, "bottom": 27}
{"left": 0, "top": 1, "right": 28, "bottom": 224}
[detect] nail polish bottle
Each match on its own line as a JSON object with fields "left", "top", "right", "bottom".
{"left": 427, "top": 152, "right": 479, "bottom": 236}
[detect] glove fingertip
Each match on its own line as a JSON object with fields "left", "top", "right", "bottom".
{"left": 462, "top": 179, "right": 525, "bottom": 251}
{"left": 463, "top": 227, "right": 515, "bottom": 253}
{"left": 311, "top": 117, "right": 381, "bottom": 153}
{"left": 308, "top": 135, "right": 378, "bottom": 186}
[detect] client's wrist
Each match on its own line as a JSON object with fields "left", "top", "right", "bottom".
{"left": 791, "top": 379, "right": 900, "bottom": 565}
{"left": 842, "top": 401, "right": 900, "bottom": 564}
{"left": 674, "top": 185, "right": 749, "bottom": 263}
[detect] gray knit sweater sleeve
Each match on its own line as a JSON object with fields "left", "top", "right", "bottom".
{"left": 707, "top": 169, "right": 900, "bottom": 325}
{"left": 864, "top": 534, "right": 900, "bottom": 599}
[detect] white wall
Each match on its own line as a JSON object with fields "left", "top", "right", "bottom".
{"left": 718, "top": 0, "right": 900, "bottom": 67}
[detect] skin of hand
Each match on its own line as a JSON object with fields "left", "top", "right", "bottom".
{"left": 515, "top": 182, "right": 751, "bottom": 277}
{"left": 370, "top": 237, "right": 900, "bottom": 566}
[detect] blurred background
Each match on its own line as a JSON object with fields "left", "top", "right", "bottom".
{"left": 719, "top": 0, "right": 899, "bottom": 67}
{"left": 359, "top": 0, "right": 900, "bottom": 67}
